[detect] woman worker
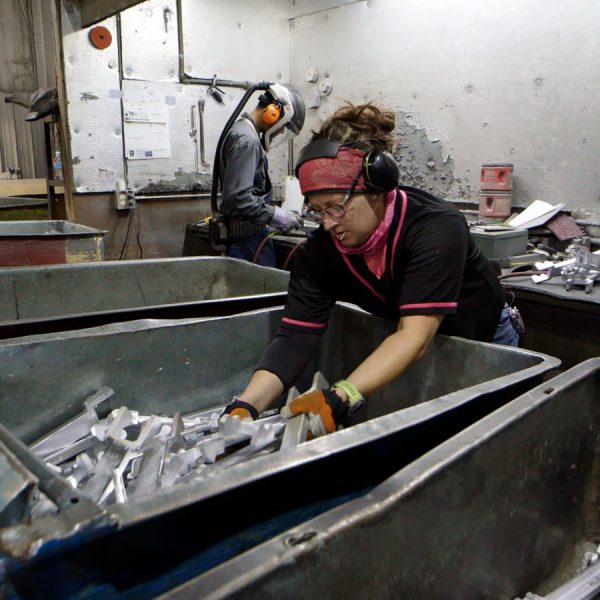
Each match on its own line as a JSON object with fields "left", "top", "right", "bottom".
{"left": 223, "top": 103, "right": 519, "bottom": 436}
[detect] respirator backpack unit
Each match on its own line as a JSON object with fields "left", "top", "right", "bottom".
{"left": 208, "top": 82, "right": 305, "bottom": 252}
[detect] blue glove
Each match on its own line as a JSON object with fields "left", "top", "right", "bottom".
{"left": 271, "top": 207, "right": 303, "bottom": 232}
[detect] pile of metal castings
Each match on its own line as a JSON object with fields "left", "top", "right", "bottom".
{"left": 28, "top": 379, "right": 319, "bottom": 510}
{"left": 560, "top": 242, "right": 600, "bottom": 293}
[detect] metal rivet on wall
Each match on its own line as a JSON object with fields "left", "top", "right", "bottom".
{"left": 305, "top": 67, "right": 319, "bottom": 83}
{"left": 319, "top": 78, "right": 333, "bottom": 96}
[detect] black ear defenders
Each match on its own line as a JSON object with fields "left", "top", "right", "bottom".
{"left": 295, "top": 139, "right": 399, "bottom": 192}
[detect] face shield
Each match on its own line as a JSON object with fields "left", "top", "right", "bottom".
{"left": 263, "top": 83, "right": 306, "bottom": 152}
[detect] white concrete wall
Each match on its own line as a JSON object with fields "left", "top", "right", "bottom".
{"left": 60, "top": 0, "right": 600, "bottom": 217}
{"left": 289, "top": 0, "right": 600, "bottom": 214}
{"left": 62, "top": 0, "right": 290, "bottom": 196}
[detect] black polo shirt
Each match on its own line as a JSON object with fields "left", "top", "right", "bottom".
{"left": 257, "top": 186, "right": 505, "bottom": 388}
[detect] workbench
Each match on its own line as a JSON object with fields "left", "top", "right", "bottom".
{"left": 502, "top": 275, "right": 600, "bottom": 368}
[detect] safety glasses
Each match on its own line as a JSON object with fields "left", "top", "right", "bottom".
{"left": 302, "top": 168, "right": 361, "bottom": 224}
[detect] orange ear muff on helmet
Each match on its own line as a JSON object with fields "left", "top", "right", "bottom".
{"left": 262, "top": 103, "right": 282, "bottom": 125}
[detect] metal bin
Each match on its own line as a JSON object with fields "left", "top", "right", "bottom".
{"left": 0, "top": 305, "right": 559, "bottom": 598}
{"left": 175, "top": 359, "right": 600, "bottom": 600}
{"left": 0, "top": 257, "right": 289, "bottom": 339}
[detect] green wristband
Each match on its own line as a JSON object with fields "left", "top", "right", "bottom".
{"left": 333, "top": 379, "right": 364, "bottom": 408}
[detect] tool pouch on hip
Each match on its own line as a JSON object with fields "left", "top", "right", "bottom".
{"left": 209, "top": 214, "right": 264, "bottom": 250}
{"left": 208, "top": 214, "right": 229, "bottom": 252}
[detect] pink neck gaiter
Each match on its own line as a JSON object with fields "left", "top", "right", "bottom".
{"left": 333, "top": 189, "right": 397, "bottom": 256}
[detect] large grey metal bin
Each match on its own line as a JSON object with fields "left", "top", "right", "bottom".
{"left": 0, "top": 305, "right": 559, "bottom": 598}
{"left": 175, "top": 358, "right": 600, "bottom": 600}
{"left": 0, "top": 257, "right": 290, "bottom": 339}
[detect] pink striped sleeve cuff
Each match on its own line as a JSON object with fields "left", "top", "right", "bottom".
{"left": 399, "top": 302, "right": 458, "bottom": 310}
{"left": 281, "top": 317, "right": 327, "bottom": 329}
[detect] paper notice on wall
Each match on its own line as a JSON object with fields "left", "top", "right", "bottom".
{"left": 123, "top": 101, "right": 171, "bottom": 160}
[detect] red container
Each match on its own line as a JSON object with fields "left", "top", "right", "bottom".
{"left": 480, "top": 163, "right": 513, "bottom": 191}
{"left": 0, "top": 220, "right": 106, "bottom": 267}
{"left": 479, "top": 192, "right": 512, "bottom": 218}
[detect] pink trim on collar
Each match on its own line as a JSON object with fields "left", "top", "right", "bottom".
{"left": 340, "top": 254, "right": 386, "bottom": 304}
{"left": 390, "top": 190, "right": 407, "bottom": 280}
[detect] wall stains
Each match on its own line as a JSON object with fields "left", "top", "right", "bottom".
{"left": 80, "top": 92, "right": 99, "bottom": 102}
{"left": 394, "top": 110, "right": 473, "bottom": 200}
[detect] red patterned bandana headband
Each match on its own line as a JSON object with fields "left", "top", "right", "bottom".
{"left": 297, "top": 147, "right": 368, "bottom": 195}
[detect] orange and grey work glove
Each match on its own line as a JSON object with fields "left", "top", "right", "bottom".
{"left": 221, "top": 398, "right": 259, "bottom": 420}
{"left": 280, "top": 388, "right": 349, "bottom": 437}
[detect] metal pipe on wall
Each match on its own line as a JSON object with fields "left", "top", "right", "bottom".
{"left": 175, "top": 0, "right": 253, "bottom": 90}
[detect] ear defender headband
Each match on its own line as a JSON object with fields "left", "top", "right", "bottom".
{"left": 295, "top": 139, "right": 399, "bottom": 194}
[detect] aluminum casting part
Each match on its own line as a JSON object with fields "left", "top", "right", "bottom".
{"left": 128, "top": 455, "right": 142, "bottom": 480}
{"left": 44, "top": 435, "right": 96, "bottom": 466}
{"left": 110, "top": 450, "right": 140, "bottom": 505}
{"left": 105, "top": 407, "right": 137, "bottom": 442}
{"left": 127, "top": 438, "right": 168, "bottom": 499}
{"left": 280, "top": 387, "right": 309, "bottom": 450}
{"left": 108, "top": 413, "right": 164, "bottom": 451}
{"left": 280, "top": 374, "right": 329, "bottom": 446}
{"left": 312, "top": 371, "right": 330, "bottom": 391}
{"left": 0, "top": 421, "right": 105, "bottom": 527}
{"left": 562, "top": 245, "right": 600, "bottom": 291}
{"left": 181, "top": 420, "right": 217, "bottom": 446}
{"left": 66, "top": 452, "right": 96, "bottom": 487}
{"left": 212, "top": 421, "right": 286, "bottom": 469}
{"left": 161, "top": 447, "right": 203, "bottom": 488}
{"left": 219, "top": 414, "right": 286, "bottom": 450}
{"left": 168, "top": 413, "right": 185, "bottom": 453}
{"left": 280, "top": 415, "right": 309, "bottom": 450}
{"left": 80, "top": 444, "right": 128, "bottom": 504}
{"left": 194, "top": 435, "right": 225, "bottom": 464}
{"left": 219, "top": 414, "right": 259, "bottom": 440}
{"left": 113, "top": 468, "right": 127, "bottom": 504}
{"left": 31, "top": 386, "right": 114, "bottom": 459}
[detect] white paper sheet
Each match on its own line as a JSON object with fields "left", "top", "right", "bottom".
{"left": 123, "top": 102, "right": 171, "bottom": 160}
{"left": 507, "top": 199, "right": 565, "bottom": 229}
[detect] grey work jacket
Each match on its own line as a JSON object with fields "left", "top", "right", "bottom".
{"left": 219, "top": 115, "right": 275, "bottom": 224}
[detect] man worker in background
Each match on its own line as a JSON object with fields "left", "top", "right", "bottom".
{"left": 219, "top": 83, "right": 305, "bottom": 266}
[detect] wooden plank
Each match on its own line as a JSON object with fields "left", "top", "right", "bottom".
{"left": 52, "top": 0, "right": 75, "bottom": 221}
{"left": 0, "top": 179, "right": 63, "bottom": 197}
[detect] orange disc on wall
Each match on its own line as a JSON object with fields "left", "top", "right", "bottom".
{"left": 89, "top": 26, "right": 112, "bottom": 50}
